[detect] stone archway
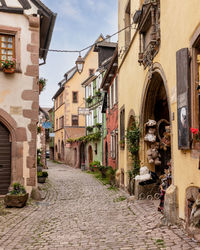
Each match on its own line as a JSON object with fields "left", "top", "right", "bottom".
{"left": 140, "top": 64, "right": 172, "bottom": 177}
{"left": 0, "top": 108, "right": 27, "bottom": 188}
{"left": 0, "top": 122, "right": 11, "bottom": 194}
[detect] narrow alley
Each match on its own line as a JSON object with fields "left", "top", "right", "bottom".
{"left": 0, "top": 161, "right": 199, "bottom": 250}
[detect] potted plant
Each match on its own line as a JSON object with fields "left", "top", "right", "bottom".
{"left": 37, "top": 126, "right": 42, "bottom": 134}
{"left": 4, "top": 183, "right": 28, "bottom": 208}
{"left": 95, "top": 90, "right": 101, "bottom": 98}
{"left": 190, "top": 128, "right": 200, "bottom": 149}
{"left": 1, "top": 58, "right": 16, "bottom": 74}
{"left": 39, "top": 78, "right": 47, "bottom": 93}
{"left": 86, "top": 96, "right": 92, "bottom": 104}
{"left": 96, "top": 123, "right": 102, "bottom": 130}
{"left": 37, "top": 171, "right": 48, "bottom": 183}
{"left": 86, "top": 126, "right": 93, "bottom": 132}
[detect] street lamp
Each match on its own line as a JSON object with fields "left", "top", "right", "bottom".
{"left": 76, "top": 54, "right": 85, "bottom": 74}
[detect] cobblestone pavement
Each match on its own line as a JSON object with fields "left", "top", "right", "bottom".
{"left": 0, "top": 161, "right": 200, "bottom": 250}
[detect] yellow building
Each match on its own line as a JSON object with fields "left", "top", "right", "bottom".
{"left": 53, "top": 83, "right": 65, "bottom": 161}
{"left": 118, "top": 0, "right": 200, "bottom": 228}
{"left": 53, "top": 36, "right": 102, "bottom": 166}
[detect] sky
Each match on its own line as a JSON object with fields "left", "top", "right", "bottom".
{"left": 39, "top": 0, "right": 118, "bottom": 108}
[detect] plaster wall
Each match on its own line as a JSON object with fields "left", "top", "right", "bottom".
{"left": 118, "top": 0, "right": 200, "bottom": 219}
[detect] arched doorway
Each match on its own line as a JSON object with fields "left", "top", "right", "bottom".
{"left": 0, "top": 122, "right": 11, "bottom": 195}
{"left": 88, "top": 145, "right": 93, "bottom": 164}
{"left": 142, "top": 71, "right": 171, "bottom": 177}
{"left": 80, "top": 143, "right": 85, "bottom": 169}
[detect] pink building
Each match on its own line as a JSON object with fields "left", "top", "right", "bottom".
{"left": 101, "top": 48, "right": 118, "bottom": 169}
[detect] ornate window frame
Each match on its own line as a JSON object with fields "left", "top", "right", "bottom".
{"left": 138, "top": 0, "right": 160, "bottom": 68}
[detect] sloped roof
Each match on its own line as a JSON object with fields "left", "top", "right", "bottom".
{"left": 64, "top": 34, "right": 104, "bottom": 84}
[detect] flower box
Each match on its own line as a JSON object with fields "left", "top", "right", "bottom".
{"left": 4, "top": 193, "right": 29, "bottom": 208}
{"left": 3, "top": 68, "right": 15, "bottom": 74}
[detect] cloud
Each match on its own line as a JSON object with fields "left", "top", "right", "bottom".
{"left": 59, "top": 0, "right": 82, "bottom": 22}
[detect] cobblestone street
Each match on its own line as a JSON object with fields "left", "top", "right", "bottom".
{"left": 0, "top": 161, "right": 199, "bottom": 250}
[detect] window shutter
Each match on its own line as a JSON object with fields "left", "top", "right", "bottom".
{"left": 113, "top": 79, "right": 116, "bottom": 105}
{"left": 92, "top": 110, "right": 94, "bottom": 126}
{"left": 86, "top": 86, "right": 89, "bottom": 99}
{"left": 176, "top": 48, "right": 191, "bottom": 150}
{"left": 99, "top": 106, "right": 102, "bottom": 123}
{"left": 91, "top": 82, "right": 93, "bottom": 96}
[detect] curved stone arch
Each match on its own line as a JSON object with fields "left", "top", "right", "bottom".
{"left": 139, "top": 62, "right": 172, "bottom": 128}
{"left": 0, "top": 108, "right": 27, "bottom": 185}
{"left": 139, "top": 63, "right": 172, "bottom": 175}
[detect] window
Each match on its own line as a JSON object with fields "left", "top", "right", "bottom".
{"left": 125, "top": 0, "right": 131, "bottom": 49}
{"left": 59, "top": 94, "right": 63, "bottom": 106}
{"left": 115, "top": 75, "right": 118, "bottom": 104}
{"left": 56, "top": 98, "right": 58, "bottom": 109}
{"left": 89, "top": 69, "right": 94, "bottom": 76}
{"left": 97, "top": 106, "right": 102, "bottom": 123}
{"left": 72, "top": 115, "right": 79, "bottom": 126}
{"left": 72, "top": 92, "right": 78, "bottom": 103}
{"left": 56, "top": 119, "right": 58, "bottom": 130}
{"left": 120, "top": 108, "right": 125, "bottom": 149}
{"left": 59, "top": 116, "right": 64, "bottom": 129}
{"left": 0, "top": 34, "right": 15, "bottom": 65}
{"left": 110, "top": 84, "right": 114, "bottom": 109}
{"left": 110, "top": 133, "right": 116, "bottom": 159}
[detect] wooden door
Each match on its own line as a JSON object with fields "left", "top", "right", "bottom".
{"left": 0, "top": 122, "right": 11, "bottom": 195}
{"left": 88, "top": 146, "right": 93, "bottom": 164}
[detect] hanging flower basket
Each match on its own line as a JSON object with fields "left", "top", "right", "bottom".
{"left": 38, "top": 78, "right": 47, "bottom": 94}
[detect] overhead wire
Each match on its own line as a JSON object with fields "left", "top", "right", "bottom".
{"left": 40, "top": 22, "right": 134, "bottom": 54}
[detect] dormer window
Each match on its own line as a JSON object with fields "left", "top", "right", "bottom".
{"left": 138, "top": 0, "right": 160, "bottom": 68}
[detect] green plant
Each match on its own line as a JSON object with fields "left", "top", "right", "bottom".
{"left": 98, "top": 165, "right": 109, "bottom": 178}
{"left": 37, "top": 126, "right": 42, "bottom": 134}
{"left": 37, "top": 171, "right": 48, "bottom": 177}
{"left": 86, "top": 126, "right": 93, "bottom": 132}
{"left": 126, "top": 119, "right": 140, "bottom": 179}
{"left": 1, "top": 58, "right": 15, "bottom": 69}
{"left": 89, "top": 160, "right": 101, "bottom": 171}
{"left": 113, "top": 196, "right": 126, "bottom": 202}
{"left": 9, "top": 183, "right": 26, "bottom": 195}
{"left": 96, "top": 123, "right": 102, "bottom": 129}
{"left": 86, "top": 96, "right": 92, "bottom": 104}
{"left": 95, "top": 90, "right": 101, "bottom": 97}
{"left": 107, "top": 166, "right": 117, "bottom": 185}
{"left": 39, "top": 78, "right": 47, "bottom": 90}
{"left": 66, "top": 131, "right": 101, "bottom": 144}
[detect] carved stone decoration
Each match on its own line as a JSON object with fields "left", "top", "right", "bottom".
{"left": 138, "top": 0, "right": 160, "bottom": 69}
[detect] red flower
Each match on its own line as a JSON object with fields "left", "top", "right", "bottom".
{"left": 190, "top": 128, "right": 199, "bottom": 134}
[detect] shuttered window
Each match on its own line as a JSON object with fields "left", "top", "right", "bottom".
{"left": 120, "top": 108, "right": 125, "bottom": 148}
{"left": 72, "top": 115, "right": 79, "bottom": 126}
{"left": 0, "top": 34, "right": 15, "bottom": 65}
{"left": 176, "top": 48, "right": 191, "bottom": 149}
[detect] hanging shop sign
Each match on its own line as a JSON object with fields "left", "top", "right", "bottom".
{"left": 42, "top": 121, "right": 52, "bottom": 129}
{"left": 78, "top": 107, "right": 89, "bottom": 115}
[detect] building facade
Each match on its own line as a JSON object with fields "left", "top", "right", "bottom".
{"left": 0, "top": 0, "right": 56, "bottom": 194}
{"left": 101, "top": 48, "right": 118, "bottom": 170}
{"left": 118, "top": 0, "right": 200, "bottom": 228}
